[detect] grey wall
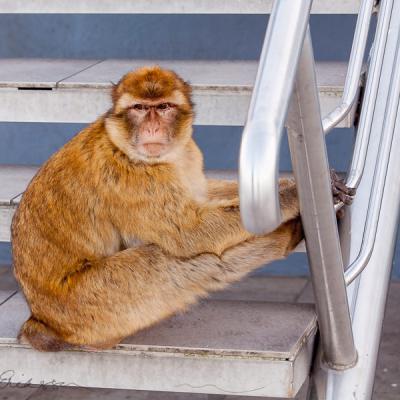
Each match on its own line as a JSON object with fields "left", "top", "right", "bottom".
{"left": 0, "top": 13, "right": 398, "bottom": 278}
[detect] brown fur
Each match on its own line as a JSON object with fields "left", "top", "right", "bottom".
{"left": 11, "top": 66, "right": 302, "bottom": 352}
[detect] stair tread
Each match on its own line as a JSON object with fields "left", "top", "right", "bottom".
{"left": 61, "top": 60, "right": 347, "bottom": 91}
{"left": 0, "top": 59, "right": 357, "bottom": 126}
{"left": 0, "top": 290, "right": 316, "bottom": 359}
{"left": 0, "top": 165, "right": 39, "bottom": 205}
{"left": 0, "top": 59, "right": 99, "bottom": 89}
{"left": 0, "top": 59, "right": 348, "bottom": 90}
{"left": 0, "top": 281, "right": 316, "bottom": 397}
{"left": 0, "top": 0, "right": 361, "bottom": 14}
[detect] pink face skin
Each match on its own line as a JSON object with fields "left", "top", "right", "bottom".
{"left": 127, "top": 101, "right": 178, "bottom": 158}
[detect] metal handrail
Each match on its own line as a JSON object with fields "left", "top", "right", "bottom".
{"left": 239, "top": 0, "right": 312, "bottom": 234}
{"left": 346, "top": 0, "right": 393, "bottom": 189}
{"left": 345, "top": 7, "right": 400, "bottom": 285}
{"left": 307, "top": 0, "right": 397, "bottom": 286}
{"left": 322, "top": 0, "right": 376, "bottom": 133}
{"left": 239, "top": 0, "right": 376, "bottom": 235}
{"left": 238, "top": 0, "right": 398, "bottom": 373}
{"left": 342, "top": 0, "right": 394, "bottom": 284}
{"left": 238, "top": 0, "right": 357, "bottom": 369}
{"left": 318, "top": 0, "right": 400, "bottom": 395}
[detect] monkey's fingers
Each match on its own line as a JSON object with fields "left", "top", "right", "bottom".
{"left": 332, "top": 185, "right": 340, "bottom": 197}
{"left": 334, "top": 178, "right": 356, "bottom": 196}
{"left": 330, "top": 169, "right": 356, "bottom": 206}
{"left": 337, "top": 191, "right": 354, "bottom": 206}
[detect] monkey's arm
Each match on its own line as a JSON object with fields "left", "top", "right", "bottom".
{"left": 122, "top": 173, "right": 351, "bottom": 259}
{"left": 206, "top": 174, "right": 355, "bottom": 223}
{"left": 127, "top": 179, "right": 300, "bottom": 259}
{"left": 130, "top": 197, "right": 252, "bottom": 258}
{"left": 207, "top": 178, "right": 300, "bottom": 223}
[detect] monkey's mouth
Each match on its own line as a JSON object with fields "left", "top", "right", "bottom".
{"left": 139, "top": 143, "right": 168, "bottom": 157}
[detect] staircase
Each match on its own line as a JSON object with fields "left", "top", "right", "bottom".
{"left": 0, "top": 60, "right": 353, "bottom": 126}
{"left": 1, "top": 1, "right": 400, "bottom": 399}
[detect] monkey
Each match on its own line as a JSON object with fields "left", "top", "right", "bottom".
{"left": 11, "top": 66, "right": 352, "bottom": 352}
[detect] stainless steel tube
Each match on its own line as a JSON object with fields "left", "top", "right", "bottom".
{"left": 239, "top": 0, "right": 312, "bottom": 234}
{"left": 322, "top": 0, "right": 375, "bottom": 133}
{"left": 341, "top": 0, "right": 395, "bottom": 284}
{"left": 345, "top": 32, "right": 400, "bottom": 285}
{"left": 313, "top": 1, "right": 400, "bottom": 395}
{"left": 346, "top": 0, "right": 394, "bottom": 189}
{"left": 287, "top": 29, "right": 357, "bottom": 370}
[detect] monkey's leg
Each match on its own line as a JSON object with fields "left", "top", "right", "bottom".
{"left": 20, "top": 218, "right": 302, "bottom": 352}
{"left": 207, "top": 178, "right": 300, "bottom": 223}
{"left": 207, "top": 178, "right": 238, "bottom": 200}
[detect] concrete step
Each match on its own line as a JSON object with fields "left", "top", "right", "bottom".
{"left": 0, "top": 265, "right": 316, "bottom": 398}
{"left": 0, "top": 166, "right": 305, "bottom": 253}
{"left": 0, "top": 0, "right": 361, "bottom": 14}
{"left": 0, "top": 59, "right": 357, "bottom": 126}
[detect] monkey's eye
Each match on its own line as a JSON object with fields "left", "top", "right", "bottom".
{"left": 157, "top": 103, "right": 170, "bottom": 110}
{"left": 133, "top": 104, "right": 144, "bottom": 110}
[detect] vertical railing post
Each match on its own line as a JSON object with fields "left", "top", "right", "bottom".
{"left": 312, "top": 0, "right": 400, "bottom": 397}
{"left": 287, "top": 29, "right": 358, "bottom": 369}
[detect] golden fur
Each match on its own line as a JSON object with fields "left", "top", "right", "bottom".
{"left": 11, "top": 66, "right": 302, "bottom": 351}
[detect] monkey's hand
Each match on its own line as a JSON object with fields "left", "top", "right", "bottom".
{"left": 279, "top": 171, "right": 356, "bottom": 222}
{"left": 330, "top": 169, "right": 356, "bottom": 219}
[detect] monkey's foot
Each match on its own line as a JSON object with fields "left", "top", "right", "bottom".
{"left": 285, "top": 217, "right": 304, "bottom": 254}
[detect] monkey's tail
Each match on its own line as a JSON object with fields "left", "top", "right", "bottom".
{"left": 18, "top": 316, "right": 73, "bottom": 352}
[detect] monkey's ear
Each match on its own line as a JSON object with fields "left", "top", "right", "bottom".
{"left": 182, "top": 80, "right": 192, "bottom": 95}
{"left": 181, "top": 80, "right": 193, "bottom": 107}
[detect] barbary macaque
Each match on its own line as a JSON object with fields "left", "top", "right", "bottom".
{"left": 11, "top": 66, "right": 351, "bottom": 352}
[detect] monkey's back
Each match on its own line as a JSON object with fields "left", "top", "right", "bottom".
{"left": 11, "top": 118, "right": 124, "bottom": 295}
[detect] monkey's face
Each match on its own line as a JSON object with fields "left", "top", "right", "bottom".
{"left": 126, "top": 101, "right": 180, "bottom": 158}
{"left": 106, "top": 66, "right": 194, "bottom": 163}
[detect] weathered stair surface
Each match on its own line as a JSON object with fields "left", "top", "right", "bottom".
{"left": 0, "top": 59, "right": 357, "bottom": 126}
{"left": 0, "top": 165, "right": 35, "bottom": 242}
{"left": 0, "top": 0, "right": 361, "bottom": 14}
{"left": 0, "top": 265, "right": 316, "bottom": 398}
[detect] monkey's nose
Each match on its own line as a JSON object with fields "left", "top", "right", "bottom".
{"left": 145, "top": 129, "right": 159, "bottom": 137}
{"left": 144, "top": 125, "right": 161, "bottom": 136}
